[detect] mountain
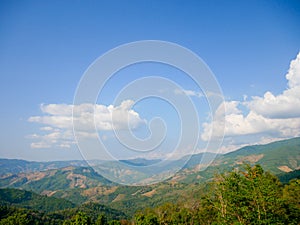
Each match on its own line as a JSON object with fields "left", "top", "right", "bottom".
{"left": 1, "top": 137, "right": 300, "bottom": 187}
{"left": 222, "top": 137, "right": 300, "bottom": 173}
{"left": 0, "top": 137, "right": 299, "bottom": 216}
{"left": 0, "top": 158, "right": 88, "bottom": 176}
{"left": 2, "top": 138, "right": 298, "bottom": 185}
{"left": 120, "top": 158, "right": 162, "bottom": 166}
{"left": 175, "top": 137, "right": 300, "bottom": 183}
{"left": 0, "top": 166, "right": 112, "bottom": 196}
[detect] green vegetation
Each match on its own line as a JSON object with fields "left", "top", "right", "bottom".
{"left": 0, "top": 188, "right": 75, "bottom": 212}
{"left": 1, "top": 164, "right": 299, "bottom": 224}
{"left": 278, "top": 169, "right": 300, "bottom": 184}
{"left": 1, "top": 138, "right": 299, "bottom": 214}
{"left": 0, "top": 194, "right": 127, "bottom": 224}
{"left": 133, "top": 165, "right": 300, "bottom": 225}
{"left": 1, "top": 138, "right": 300, "bottom": 224}
{"left": 222, "top": 137, "right": 300, "bottom": 173}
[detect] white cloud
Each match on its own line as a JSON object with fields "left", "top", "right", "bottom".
{"left": 31, "top": 142, "right": 51, "bottom": 149}
{"left": 201, "top": 52, "right": 300, "bottom": 144}
{"left": 286, "top": 52, "right": 300, "bottom": 88}
{"left": 27, "top": 129, "right": 76, "bottom": 149}
{"left": 28, "top": 100, "right": 145, "bottom": 149}
{"left": 247, "top": 52, "right": 300, "bottom": 119}
{"left": 41, "top": 103, "right": 73, "bottom": 116}
{"left": 217, "top": 143, "right": 248, "bottom": 154}
{"left": 40, "top": 126, "right": 54, "bottom": 131}
{"left": 247, "top": 89, "right": 300, "bottom": 119}
{"left": 174, "top": 89, "right": 203, "bottom": 98}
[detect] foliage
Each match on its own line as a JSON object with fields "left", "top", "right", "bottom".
{"left": 207, "top": 165, "right": 286, "bottom": 224}
{"left": 282, "top": 179, "right": 300, "bottom": 224}
{"left": 0, "top": 188, "right": 75, "bottom": 212}
{"left": 278, "top": 169, "right": 300, "bottom": 184}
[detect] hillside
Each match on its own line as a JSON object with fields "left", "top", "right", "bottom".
{"left": 1, "top": 166, "right": 299, "bottom": 224}
{"left": 222, "top": 137, "right": 300, "bottom": 173}
{"left": 0, "top": 137, "right": 299, "bottom": 216}
{"left": 0, "top": 166, "right": 112, "bottom": 195}
{"left": 176, "top": 137, "right": 300, "bottom": 183}
{"left": 0, "top": 189, "right": 127, "bottom": 224}
{"left": 278, "top": 169, "right": 300, "bottom": 184}
{"left": 0, "top": 188, "right": 75, "bottom": 212}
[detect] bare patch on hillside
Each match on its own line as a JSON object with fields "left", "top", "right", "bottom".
{"left": 62, "top": 166, "right": 75, "bottom": 171}
{"left": 112, "top": 194, "right": 125, "bottom": 202}
{"left": 237, "top": 154, "right": 264, "bottom": 164}
{"left": 25, "top": 172, "right": 47, "bottom": 181}
{"left": 82, "top": 186, "right": 117, "bottom": 196}
{"left": 67, "top": 173, "right": 87, "bottom": 188}
{"left": 278, "top": 166, "right": 293, "bottom": 173}
{"left": 41, "top": 190, "right": 57, "bottom": 197}
{"left": 142, "top": 189, "right": 156, "bottom": 197}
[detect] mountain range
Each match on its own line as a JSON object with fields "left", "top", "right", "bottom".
{"left": 0, "top": 137, "right": 299, "bottom": 216}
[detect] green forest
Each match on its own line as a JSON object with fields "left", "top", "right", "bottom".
{"left": 0, "top": 164, "right": 299, "bottom": 225}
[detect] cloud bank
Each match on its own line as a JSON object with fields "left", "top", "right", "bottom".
{"left": 28, "top": 100, "right": 145, "bottom": 148}
{"left": 202, "top": 52, "right": 300, "bottom": 146}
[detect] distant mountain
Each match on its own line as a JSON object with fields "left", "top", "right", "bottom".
{"left": 170, "top": 137, "right": 300, "bottom": 183}
{"left": 221, "top": 137, "right": 300, "bottom": 173}
{"left": 1, "top": 138, "right": 299, "bottom": 186}
{"left": 120, "top": 158, "right": 162, "bottom": 166}
{"left": 0, "top": 166, "right": 112, "bottom": 195}
{"left": 0, "top": 158, "right": 88, "bottom": 176}
{"left": 2, "top": 137, "right": 298, "bottom": 184}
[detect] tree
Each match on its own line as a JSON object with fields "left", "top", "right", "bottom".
{"left": 95, "top": 214, "right": 107, "bottom": 225}
{"left": 209, "top": 164, "right": 287, "bottom": 224}
{"left": 0, "top": 212, "right": 32, "bottom": 225}
{"left": 63, "top": 211, "right": 92, "bottom": 225}
{"left": 134, "top": 212, "right": 158, "bottom": 225}
{"left": 282, "top": 179, "right": 300, "bottom": 224}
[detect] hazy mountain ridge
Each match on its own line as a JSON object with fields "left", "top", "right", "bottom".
{"left": 0, "top": 159, "right": 88, "bottom": 176}
{"left": 1, "top": 137, "right": 299, "bottom": 178}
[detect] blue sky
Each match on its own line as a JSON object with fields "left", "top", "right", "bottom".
{"left": 0, "top": 0, "right": 300, "bottom": 161}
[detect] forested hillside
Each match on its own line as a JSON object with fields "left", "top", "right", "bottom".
{"left": 0, "top": 164, "right": 299, "bottom": 224}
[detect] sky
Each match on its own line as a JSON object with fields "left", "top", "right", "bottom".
{"left": 0, "top": 0, "right": 300, "bottom": 161}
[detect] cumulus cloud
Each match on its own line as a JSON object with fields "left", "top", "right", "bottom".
{"left": 28, "top": 100, "right": 145, "bottom": 149}
{"left": 201, "top": 52, "right": 300, "bottom": 144}
{"left": 27, "top": 129, "right": 77, "bottom": 149}
{"left": 247, "top": 52, "right": 300, "bottom": 119}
